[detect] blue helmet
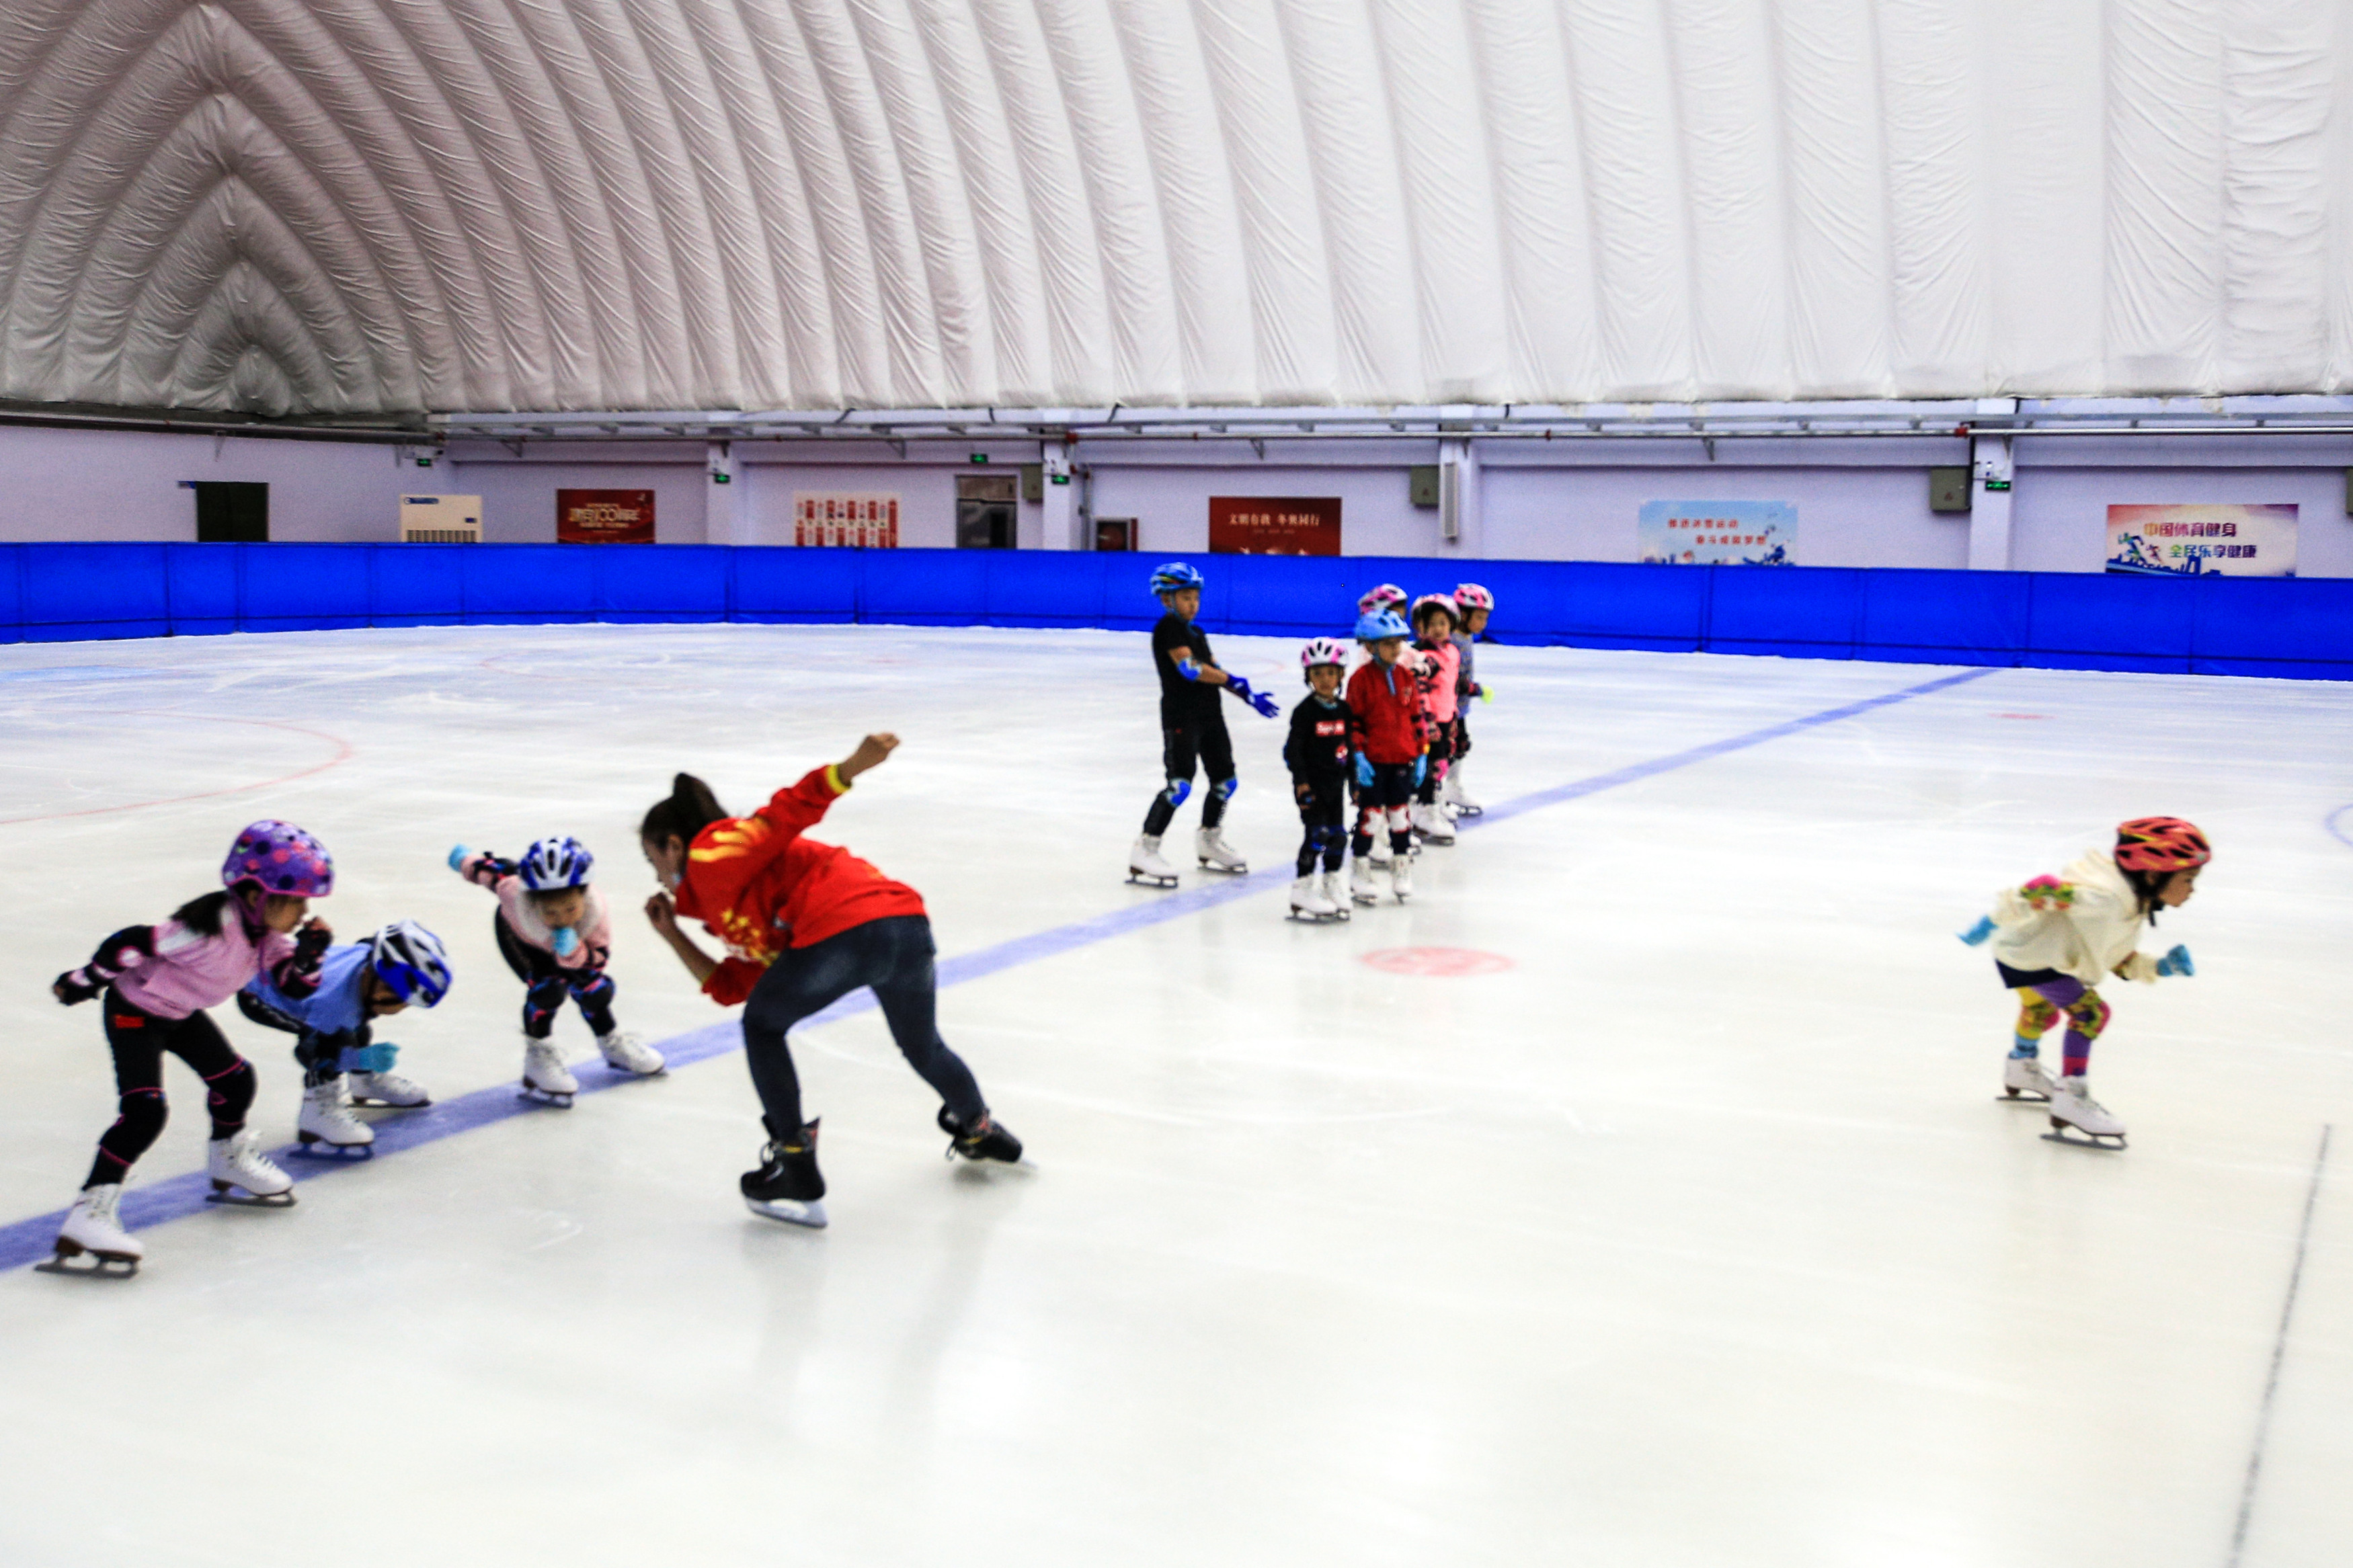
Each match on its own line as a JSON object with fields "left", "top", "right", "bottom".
{"left": 370, "top": 920, "right": 452, "bottom": 1008}
{"left": 1148, "top": 561, "right": 1205, "bottom": 597}
{"left": 1354, "top": 608, "right": 1409, "bottom": 642}
{"left": 519, "top": 835, "right": 594, "bottom": 891}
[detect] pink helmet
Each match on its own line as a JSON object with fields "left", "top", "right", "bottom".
{"left": 1410, "top": 593, "right": 1460, "bottom": 629}
{"left": 1300, "top": 636, "right": 1348, "bottom": 682}
{"left": 1453, "top": 583, "right": 1494, "bottom": 612}
{"left": 1357, "top": 583, "right": 1406, "bottom": 615}
{"left": 2114, "top": 817, "right": 2211, "bottom": 873}
{"left": 223, "top": 820, "right": 334, "bottom": 897}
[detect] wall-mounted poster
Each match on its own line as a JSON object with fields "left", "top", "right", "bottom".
{"left": 2106, "top": 503, "right": 2296, "bottom": 577}
{"left": 557, "top": 489, "right": 654, "bottom": 543}
{"left": 1208, "top": 495, "right": 1341, "bottom": 555}
{"left": 1638, "top": 500, "right": 1795, "bottom": 565}
{"left": 794, "top": 492, "right": 900, "bottom": 548}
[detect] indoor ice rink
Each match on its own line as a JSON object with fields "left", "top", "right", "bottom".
{"left": 0, "top": 624, "right": 2345, "bottom": 1566}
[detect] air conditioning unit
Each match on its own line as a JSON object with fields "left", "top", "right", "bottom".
{"left": 399, "top": 495, "right": 483, "bottom": 542}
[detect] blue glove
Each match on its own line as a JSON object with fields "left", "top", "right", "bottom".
{"left": 335, "top": 1042, "right": 399, "bottom": 1074}
{"left": 447, "top": 843, "right": 469, "bottom": 871}
{"left": 1411, "top": 755, "right": 1427, "bottom": 788}
{"left": 1958, "top": 915, "right": 1997, "bottom": 946}
{"left": 2156, "top": 944, "right": 2194, "bottom": 978}
{"left": 1222, "top": 673, "right": 1281, "bottom": 719}
{"left": 551, "top": 925, "right": 580, "bottom": 958}
{"left": 1353, "top": 752, "right": 1374, "bottom": 788}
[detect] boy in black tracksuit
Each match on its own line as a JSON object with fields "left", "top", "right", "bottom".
{"left": 1282, "top": 638, "right": 1353, "bottom": 919}
{"left": 1129, "top": 565, "right": 1249, "bottom": 882}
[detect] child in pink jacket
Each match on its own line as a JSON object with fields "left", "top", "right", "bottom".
{"left": 1409, "top": 594, "right": 1464, "bottom": 845}
{"left": 42, "top": 821, "right": 335, "bottom": 1276}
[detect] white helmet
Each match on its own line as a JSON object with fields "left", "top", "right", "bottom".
{"left": 1300, "top": 636, "right": 1348, "bottom": 683}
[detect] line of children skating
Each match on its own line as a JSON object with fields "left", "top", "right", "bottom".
{"left": 1124, "top": 562, "right": 1494, "bottom": 919}
{"left": 42, "top": 735, "right": 1023, "bottom": 1273}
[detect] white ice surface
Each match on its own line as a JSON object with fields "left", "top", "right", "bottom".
{"left": 0, "top": 624, "right": 2347, "bottom": 1568}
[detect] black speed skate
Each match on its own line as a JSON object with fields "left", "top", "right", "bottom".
{"left": 939, "top": 1108, "right": 1024, "bottom": 1164}
{"left": 741, "top": 1117, "right": 827, "bottom": 1228}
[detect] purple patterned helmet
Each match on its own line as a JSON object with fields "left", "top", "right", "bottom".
{"left": 222, "top": 821, "right": 334, "bottom": 897}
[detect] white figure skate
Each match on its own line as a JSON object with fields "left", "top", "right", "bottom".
{"left": 1410, "top": 800, "right": 1455, "bottom": 846}
{"left": 1317, "top": 868, "right": 1351, "bottom": 919}
{"left": 1390, "top": 856, "right": 1414, "bottom": 903}
{"left": 2001, "top": 1055, "right": 2057, "bottom": 1102}
{"left": 1195, "top": 827, "right": 1247, "bottom": 874}
{"left": 1127, "top": 835, "right": 1179, "bottom": 889}
{"left": 520, "top": 1037, "right": 580, "bottom": 1108}
{"left": 1349, "top": 859, "right": 1382, "bottom": 907}
{"left": 2044, "top": 1077, "right": 2126, "bottom": 1149}
{"left": 1287, "top": 875, "right": 1343, "bottom": 923}
{"left": 1444, "top": 763, "right": 1483, "bottom": 818}
{"left": 293, "top": 1078, "right": 375, "bottom": 1160}
{"left": 348, "top": 1069, "right": 431, "bottom": 1108}
{"left": 38, "top": 1184, "right": 143, "bottom": 1276}
{"left": 596, "top": 1030, "right": 668, "bottom": 1076}
{"left": 208, "top": 1129, "right": 297, "bottom": 1204}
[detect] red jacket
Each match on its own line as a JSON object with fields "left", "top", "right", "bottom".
{"left": 1347, "top": 657, "right": 1429, "bottom": 764}
{"left": 672, "top": 766, "right": 926, "bottom": 1007}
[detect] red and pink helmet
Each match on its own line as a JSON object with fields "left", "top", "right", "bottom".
{"left": 223, "top": 820, "right": 335, "bottom": 898}
{"left": 2114, "top": 817, "right": 2211, "bottom": 873}
{"left": 1453, "top": 582, "right": 1494, "bottom": 613}
{"left": 1410, "top": 593, "right": 1460, "bottom": 630}
{"left": 1357, "top": 583, "right": 1406, "bottom": 616}
{"left": 1300, "top": 636, "right": 1348, "bottom": 682}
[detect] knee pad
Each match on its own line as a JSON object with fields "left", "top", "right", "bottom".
{"left": 201, "top": 1057, "right": 256, "bottom": 1116}
{"left": 1162, "top": 777, "right": 1192, "bottom": 807}
{"left": 570, "top": 972, "right": 614, "bottom": 1003}
{"left": 1211, "top": 776, "right": 1238, "bottom": 802}
{"left": 2016, "top": 995, "right": 2061, "bottom": 1036}
{"left": 114, "top": 1086, "right": 167, "bottom": 1144}
{"left": 2066, "top": 994, "right": 2111, "bottom": 1038}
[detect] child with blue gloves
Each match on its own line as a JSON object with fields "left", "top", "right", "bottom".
{"left": 1127, "top": 562, "right": 1281, "bottom": 887}
{"left": 452, "top": 836, "right": 666, "bottom": 1106}
{"left": 1345, "top": 608, "right": 1429, "bottom": 906}
{"left": 240, "top": 921, "right": 452, "bottom": 1158}
{"left": 1958, "top": 817, "right": 2209, "bottom": 1147}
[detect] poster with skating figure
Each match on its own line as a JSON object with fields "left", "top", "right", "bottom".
{"left": 1638, "top": 501, "right": 1796, "bottom": 565}
{"left": 2106, "top": 503, "right": 2297, "bottom": 577}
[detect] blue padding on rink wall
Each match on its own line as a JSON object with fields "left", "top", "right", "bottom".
{"left": 0, "top": 542, "right": 2348, "bottom": 679}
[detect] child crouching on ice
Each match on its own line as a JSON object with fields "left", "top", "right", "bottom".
{"left": 239, "top": 921, "right": 452, "bottom": 1159}
{"left": 1959, "top": 817, "right": 2209, "bottom": 1147}
{"left": 1283, "top": 637, "right": 1354, "bottom": 921}
{"left": 42, "top": 821, "right": 335, "bottom": 1275}
{"left": 1345, "top": 608, "right": 1429, "bottom": 906}
{"left": 451, "top": 836, "right": 665, "bottom": 1106}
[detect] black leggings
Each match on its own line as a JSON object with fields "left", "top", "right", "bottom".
{"left": 1294, "top": 782, "right": 1347, "bottom": 874}
{"left": 740, "top": 915, "right": 986, "bottom": 1136}
{"left": 87, "top": 991, "right": 255, "bottom": 1187}
{"left": 1143, "top": 711, "right": 1235, "bottom": 836}
{"left": 496, "top": 915, "right": 617, "bottom": 1039}
{"left": 1416, "top": 720, "right": 1457, "bottom": 805}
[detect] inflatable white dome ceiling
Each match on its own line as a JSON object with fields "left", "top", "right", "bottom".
{"left": 2, "top": 1, "right": 2348, "bottom": 417}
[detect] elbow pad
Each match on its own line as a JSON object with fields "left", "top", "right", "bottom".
{"left": 1177, "top": 657, "right": 1203, "bottom": 682}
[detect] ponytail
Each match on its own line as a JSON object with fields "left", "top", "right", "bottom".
{"left": 640, "top": 772, "right": 727, "bottom": 848}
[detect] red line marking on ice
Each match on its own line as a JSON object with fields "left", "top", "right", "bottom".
{"left": 0, "top": 714, "right": 354, "bottom": 826}
{"left": 1359, "top": 947, "right": 1515, "bottom": 977}
{"left": 1994, "top": 712, "right": 2050, "bottom": 720}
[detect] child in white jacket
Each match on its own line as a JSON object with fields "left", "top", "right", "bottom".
{"left": 1960, "top": 817, "right": 2210, "bottom": 1146}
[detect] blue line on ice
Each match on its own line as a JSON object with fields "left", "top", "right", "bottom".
{"left": 0, "top": 663, "right": 1997, "bottom": 1271}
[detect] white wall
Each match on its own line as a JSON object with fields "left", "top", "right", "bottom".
{"left": 0, "top": 423, "right": 426, "bottom": 542}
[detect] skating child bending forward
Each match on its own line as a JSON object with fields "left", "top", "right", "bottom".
{"left": 1960, "top": 817, "right": 2209, "bottom": 1147}
{"left": 639, "top": 737, "right": 1022, "bottom": 1230}
{"left": 239, "top": 920, "right": 452, "bottom": 1159}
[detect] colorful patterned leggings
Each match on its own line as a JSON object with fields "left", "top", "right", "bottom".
{"left": 2013, "top": 979, "right": 2111, "bottom": 1078}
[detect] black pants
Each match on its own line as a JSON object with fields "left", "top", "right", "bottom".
{"left": 496, "top": 914, "right": 617, "bottom": 1039}
{"left": 1453, "top": 713, "right": 1472, "bottom": 760}
{"left": 1143, "top": 708, "right": 1234, "bottom": 837}
{"left": 1417, "top": 720, "right": 1457, "bottom": 804}
{"left": 740, "top": 915, "right": 986, "bottom": 1136}
{"left": 1293, "top": 782, "right": 1348, "bottom": 874}
{"left": 87, "top": 991, "right": 255, "bottom": 1187}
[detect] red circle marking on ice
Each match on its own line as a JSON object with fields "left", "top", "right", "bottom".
{"left": 1358, "top": 947, "right": 1514, "bottom": 977}
{"left": 0, "top": 713, "right": 354, "bottom": 826}
{"left": 1995, "top": 712, "right": 2051, "bottom": 720}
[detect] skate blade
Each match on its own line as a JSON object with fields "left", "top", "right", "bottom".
{"left": 1126, "top": 872, "right": 1179, "bottom": 889}
{"left": 597, "top": 1060, "right": 669, "bottom": 1078}
{"left": 1195, "top": 862, "right": 1248, "bottom": 875}
{"left": 744, "top": 1195, "right": 828, "bottom": 1229}
{"left": 518, "top": 1085, "right": 575, "bottom": 1108}
{"left": 1454, "top": 804, "right": 1483, "bottom": 818}
{"left": 1997, "top": 1089, "right": 2054, "bottom": 1103}
{"left": 2040, "top": 1128, "right": 2126, "bottom": 1151}
{"left": 287, "top": 1140, "right": 372, "bottom": 1161}
{"left": 206, "top": 1184, "right": 297, "bottom": 1206}
{"left": 348, "top": 1095, "right": 431, "bottom": 1109}
{"left": 36, "top": 1249, "right": 138, "bottom": 1278}
{"left": 1286, "top": 910, "right": 1347, "bottom": 923}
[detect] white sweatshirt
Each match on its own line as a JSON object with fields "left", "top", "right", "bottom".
{"left": 1987, "top": 850, "right": 2161, "bottom": 987}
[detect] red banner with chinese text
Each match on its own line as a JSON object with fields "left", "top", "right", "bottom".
{"left": 1207, "top": 496, "right": 1341, "bottom": 556}
{"left": 557, "top": 489, "right": 655, "bottom": 544}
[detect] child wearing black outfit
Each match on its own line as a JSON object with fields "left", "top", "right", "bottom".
{"left": 1283, "top": 637, "right": 1354, "bottom": 921}
{"left": 1129, "top": 561, "right": 1262, "bottom": 884}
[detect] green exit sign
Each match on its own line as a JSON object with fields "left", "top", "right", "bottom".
{"left": 969, "top": 453, "right": 989, "bottom": 464}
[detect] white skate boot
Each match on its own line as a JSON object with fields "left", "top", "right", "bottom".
{"left": 2045, "top": 1077, "right": 2126, "bottom": 1149}
{"left": 294, "top": 1079, "right": 375, "bottom": 1160}
{"left": 596, "top": 1030, "right": 667, "bottom": 1076}
{"left": 208, "top": 1129, "right": 297, "bottom": 1204}
{"left": 1195, "top": 827, "right": 1248, "bottom": 874}
{"left": 348, "top": 1069, "right": 431, "bottom": 1108}
{"left": 39, "top": 1184, "right": 142, "bottom": 1276}
{"left": 1349, "top": 858, "right": 1382, "bottom": 906}
{"left": 1287, "top": 874, "right": 1341, "bottom": 923}
{"left": 520, "top": 1036, "right": 579, "bottom": 1107}
{"left": 2001, "top": 1055, "right": 2057, "bottom": 1102}
{"left": 1127, "top": 834, "right": 1179, "bottom": 889}
{"left": 1444, "top": 763, "right": 1482, "bottom": 818}
{"left": 1318, "top": 868, "right": 1351, "bottom": 919}
{"left": 1410, "top": 800, "right": 1455, "bottom": 845}
{"left": 1390, "top": 856, "right": 1414, "bottom": 903}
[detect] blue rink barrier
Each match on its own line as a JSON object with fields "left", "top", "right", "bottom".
{"left": 1, "top": 543, "right": 2348, "bottom": 679}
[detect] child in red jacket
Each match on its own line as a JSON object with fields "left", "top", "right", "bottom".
{"left": 639, "top": 734, "right": 1021, "bottom": 1229}
{"left": 1345, "top": 609, "right": 1429, "bottom": 906}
